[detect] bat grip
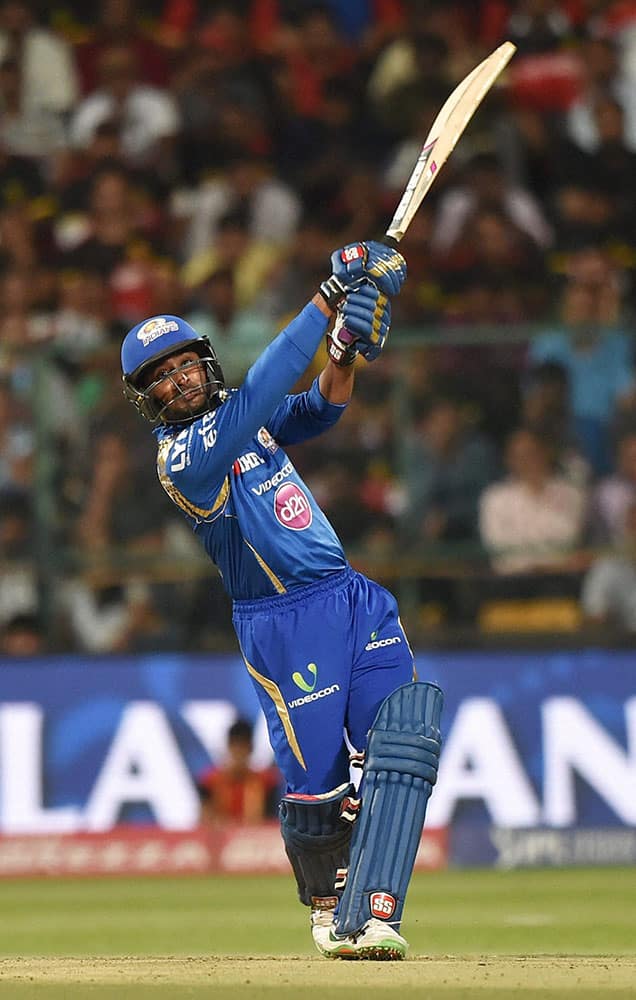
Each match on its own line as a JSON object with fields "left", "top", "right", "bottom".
{"left": 382, "top": 235, "right": 401, "bottom": 249}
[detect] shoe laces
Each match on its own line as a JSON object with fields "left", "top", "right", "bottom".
{"left": 311, "top": 908, "right": 336, "bottom": 928}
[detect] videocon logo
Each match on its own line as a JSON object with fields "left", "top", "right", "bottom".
{"left": 292, "top": 662, "right": 318, "bottom": 693}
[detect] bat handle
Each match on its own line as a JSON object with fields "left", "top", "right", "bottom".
{"left": 382, "top": 235, "right": 401, "bottom": 249}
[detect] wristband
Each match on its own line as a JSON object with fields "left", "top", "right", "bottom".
{"left": 326, "top": 313, "right": 358, "bottom": 367}
{"left": 318, "top": 274, "right": 348, "bottom": 311}
{"left": 326, "top": 331, "right": 358, "bottom": 367}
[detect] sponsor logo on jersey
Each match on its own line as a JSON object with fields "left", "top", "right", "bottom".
{"left": 370, "top": 891, "right": 396, "bottom": 920}
{"left": 274, "top": 482, "right": 312, "bottom": 530}
{"left": 292, "top": 662, "right": 317, "bottom": 693}
{"left": 168, "top": 427, "right": 191, "bottom": 473}
{"left": 233, "top": 451, "right": 265, "bottom": 475}
{"left": 251, "top": 461, "right": 293, "bottom": 496}
{"left": 198, "top": 413, "right": 217, "bottom": 451}
{"left": 137, "top": 317, "right": 179, "bottom": 346}
{"left": 257, "top": 427, "right": 278, "bottom": 453}
{"left": 364, "top": 635, "right": 402, "bottom": 651}
{"left": 288, "top": 683, "right": 340, "bottom": 709}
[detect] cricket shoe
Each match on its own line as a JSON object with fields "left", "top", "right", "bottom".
{"left": 312, "top": 914, "right": 408, "bottom": 961}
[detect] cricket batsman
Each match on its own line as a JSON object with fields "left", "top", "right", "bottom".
{"left": 120, "top": 241, "right": 443, "bottom": 960}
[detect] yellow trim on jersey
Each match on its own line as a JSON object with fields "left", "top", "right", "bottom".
{"left": 398, "top": 615, "right": 417, "bottom": 680}
{"left": 243, "top": 538, "right": 287, "bottom": 594}
{"left": 160, "top": 470, "right": 229, "bottom": 521}
{"left": 241, "top": 655, "right": 307, "bottom": 770}
{"left": 156, "top": 438, "right": 229, "bottom": 521}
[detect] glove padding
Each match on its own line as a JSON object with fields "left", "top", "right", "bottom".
{"left": 331, "top": 240, "right": 407, "bottom": 297}
{"left": 328, "top": 282, "right": 391, "bottom": 365}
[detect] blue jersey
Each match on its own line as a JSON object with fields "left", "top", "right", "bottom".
{"left": 153, "top": 302, "right": 348, "bottom": 600}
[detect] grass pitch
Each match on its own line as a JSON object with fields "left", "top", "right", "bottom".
{"left": 0, "top": 868, "right": 634, "bottom": 998}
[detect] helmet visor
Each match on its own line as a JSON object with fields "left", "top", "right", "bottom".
{"left": 123, "top": 343, "right": 224, "bottom": 425}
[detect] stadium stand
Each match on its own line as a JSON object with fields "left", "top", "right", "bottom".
{"left": 1, "top": 0, "right": 635, "bottom": 650}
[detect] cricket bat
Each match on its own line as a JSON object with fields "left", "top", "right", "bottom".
{"left": 384, "top": 41, "right": 516, "bottom": 244}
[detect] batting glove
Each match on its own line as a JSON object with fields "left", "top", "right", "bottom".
{"left": 329, "top": 282, "right": 391, "bottom": 364}
{"left": 319, "top": 241, "right": 407, "bottom": 310}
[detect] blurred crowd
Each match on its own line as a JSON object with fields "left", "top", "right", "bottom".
{"left": 2, "top": 0, "right": 636, "bottom": 654}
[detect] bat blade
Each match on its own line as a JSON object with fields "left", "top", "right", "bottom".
{"left": 385, "top": 41, "right": 516, "bottom": 243}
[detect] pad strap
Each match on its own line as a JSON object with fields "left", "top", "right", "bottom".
{"left": 280, "top": 783, "right": 359, "bottom": 908}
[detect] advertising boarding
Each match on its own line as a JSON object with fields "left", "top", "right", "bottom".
{"left": 0, "top": 649, "right": 634, "bottom": 870}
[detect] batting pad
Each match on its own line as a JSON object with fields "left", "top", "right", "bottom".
{"left": 280, "top": 783, "right": 358, "bottom": 908}
{"left": 334, "top": 681, "right": 443, "bottom": 935}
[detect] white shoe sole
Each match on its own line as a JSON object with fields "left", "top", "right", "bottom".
{"left": 313, "top": 918, "right": 408, "bottom": 961}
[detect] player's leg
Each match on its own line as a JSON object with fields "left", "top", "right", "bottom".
{"left": 331, "top": 680, "right": 443, "bottom": 959}
{"left": 232, "top": 574, "right": 359, "bottom": 948}
{"left": 279, "top": 783, "right": 360, "bottom": 952}
{"left": 317, "top": 575, "right": 443, "bottom": 960}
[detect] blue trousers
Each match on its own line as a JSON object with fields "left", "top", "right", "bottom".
{"left": 232, "top": 567, "right": 414, "bottom": 794}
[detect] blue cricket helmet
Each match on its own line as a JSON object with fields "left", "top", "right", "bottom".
{"left": 121, "top": 314, "right": 225, "bottom": 425}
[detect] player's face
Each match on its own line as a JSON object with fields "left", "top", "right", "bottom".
{"left": 146, "top": 350, "right": 208, "bottom": 419}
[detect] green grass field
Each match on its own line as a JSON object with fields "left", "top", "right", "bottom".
{"left": 0, "top": 868, "right": 635, "bottom": 999}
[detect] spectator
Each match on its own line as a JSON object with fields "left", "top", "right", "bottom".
{"left": 592, "top": 430, "right": 636, "bottom": 542}
{"left": 74, "top": 428, "right": 174, "bottom": 555}
{"left": 582, "top": 96, "right": 636, "bottom": 225}
{"left": 5, "top": 0, "right": 636, "bottom": 651}
{"left": 479, "top": 427, "right": 587, "bottom": 574}
{"left": 51, "top": 267, "right": 114, "bottom": 359}
{"left": 185, "top": 268, "right": 274, "bottom": 386}
{"left": 180, "top": 150, "right": 301, "bottom": 259}
{"left": 529, "top": 248, "right": 636, "bottom": 475}
{"left": 274, "top": 73, "right": 379, "bottom": 211}
{"left": 0, "top": 612, "right": 44, "bottom": 656}
{"left": 69, "top": 42, "right": 180, "bottom": 170}
{"left": 0, "top": 56, "right": 67, "bottom": 157}
{"left": 557, "top": 93, "right": 636, "bottom": 251}
{"left": 0, "top": 0, "right": 78, "bottom": 119}
{"left": 55, "top": 165, "right": 165, "bottom": 326}
{"left": 279, "top": 4, "right": 356, "bottom": 119}
{"left": 58, "top": 574, "right": 166, "bottom": 653}
{"left": 520, "top": 361, "right": 591, "bottom": 487}
{"left": 305, "top": 456, "right": 377, "bottom": 548}
{"left": 182, "top": 207, "right": 284, "bottom": 312}
{"left": 0, "top": 488, "right": 38, "bottom": 630}
{"left": 170, "top": 4, "right": 273, "bottom": 181}
{"left": 582, "top": 500, "right": 636, "bottom": 632}
{"left": 430, "top": 151, "right": 554, "bottom": 256}
{"left": 0, "top": 132, "right": 46, "bottom": 209}
{"left": 438, "top": 206, "right": 550, "bottom": 323}
{"left": 74, "top": 0, "right": 171, "bottom": 95}
{"left": 403, "top": 393, "right": 498, "bottom": 548}
{"left": 266, "top": 215, "right": 340, "bottom": 318}
{"left": 197, "top": 718, "right": 281, "bottom": 825}
{"left": 548, "top": 181, "right": 619, "bottom": 256}
{"left": 367, "top": 27, "right": 451, "bottom": 128}
{"left": 0, "top": 202, "right": 39, "bottom": 274}
{"left": 566, "top": 36, "right": 636, "bottom": 153}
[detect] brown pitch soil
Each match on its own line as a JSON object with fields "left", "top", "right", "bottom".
{"left": 1, "top": 955, "right": 635, "bottom": 1000}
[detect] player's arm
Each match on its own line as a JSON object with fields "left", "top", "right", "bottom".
{"left": 265, "top": 372, "right": 352, "bottom": 447}
{"left": 318, "top": 353, "right": 356, "bottom": 404}
{"left": 166, "top": 244, "right": 405, "bottom": 499}
{"left": 264, "top": 289, "right": 392, "bottom": 447}
{"left": 265, "top": 251, "right": 399, "bottom": 446}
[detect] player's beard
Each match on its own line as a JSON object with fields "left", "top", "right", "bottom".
{"left": 164, "top": 384, "right": 209, "bottom": 420}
